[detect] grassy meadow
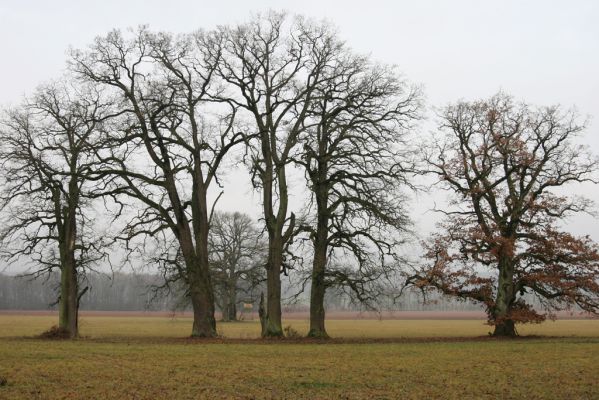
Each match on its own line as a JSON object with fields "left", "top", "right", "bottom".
{"left": 0, "top": 315, "right": 598, "bottom": 399}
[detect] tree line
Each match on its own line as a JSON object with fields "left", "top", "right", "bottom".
{"left": 1, "top": 12, "right": 597, "bottom": 339}
{"left": 0, "top": 272, "right": 179, "bottom": 311}
{"left": 0, "top": 271, "right": 485, "bottom": 313}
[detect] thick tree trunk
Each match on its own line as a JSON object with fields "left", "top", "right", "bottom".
{"left": 186, "top": 181, "right": 217, "bottom": 337}
{"left": 58, "top": 256, "right": 78, "bottom": 338}
{"left": 308, "top": 260, "right": 327, "bottom": 338}
{"left": 308, "top": 149, "right": 330, "bottom": 338}
{"left": 263, "top": 234, "right": 283, "bottom": 337}
{"left": 259, "top": 139, "right": 287, "bottom": 338}
{"left": 188, "top": 238, "right": 216, "bottom": 336}
{"left": 308, "top": 195, "right": 329, "bottom": 338}
{"left": 184, "top": 253, "right": 217, "bottom": 337}
{"left": 493, "top": 319, "right": 516, "bottom": 336}
{"left": 59, "top": 187, "right": 79, "bottom": 339}
{"left": 190, "top": 281, "right": 216, "bottom": 337}
{"left": 492, "top": 253, "right": 516, "bottom": 337}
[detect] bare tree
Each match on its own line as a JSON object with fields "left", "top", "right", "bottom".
{"left": 208, "top": 211, "right": 265, "bottom": 321}
{"left": 406, "top": 93, "right": 599, "bottom": 336}
{"left": 294, "top": 49, "right": 421, "bottom": 337}
{"left": 0, "top": 81, "right": 113, "bottom": 337}
{"left": 212, "top": 12, "right": 348, "bottom": 336}
{"left": 70, "top": 28, "right": 244, "bottom": 337}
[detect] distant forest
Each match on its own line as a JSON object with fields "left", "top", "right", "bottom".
{"left": 0, "top": 272, "right": 483, "bottom": 313}
{"left": 0, "top": 272, "right": 178, "bottom": 311}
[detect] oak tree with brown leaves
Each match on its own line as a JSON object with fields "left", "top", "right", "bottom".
{"left": 406, "top": 93, "right": 599, "bottom": 336}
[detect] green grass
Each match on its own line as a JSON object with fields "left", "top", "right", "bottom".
{"left": 0, "top": 315, "right": 597, "bottom": 399}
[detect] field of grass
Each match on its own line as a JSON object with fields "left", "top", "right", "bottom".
{"left": 0, "top": 315, "right": 598, "bottom": 399}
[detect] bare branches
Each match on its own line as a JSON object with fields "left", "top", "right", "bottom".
{"left": 70, "top": 27, "right": 249, "bottom": 337}
{"left": 0, "top": 80, "right": 113, "bottom": 274}
{"left": 296, "top": 44, "right": 421, "bottom": 309}
{"left": 208, "top": 211, "right": 266, "bottom": 320}
{"left": 213, "top": 13, "right": 351, "bottom": 336}
{"left": 0, "top": 78, "right": 115, "bottom": 337}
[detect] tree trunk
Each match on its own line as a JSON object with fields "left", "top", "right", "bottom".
{"left": 190, "top": 281, "right": 216, "bottom": 337}
{"left": 59, "top": 256, "right": 78, "bottom": 338}
{"left": 220, "top": 282, "right": 237, "bottom": 322}
{"left": 221, "top": 288, "right": 231, "bottom": 322}
{"left": 227, "top": 302, "right": 237, "bottom": 322}
{"left": 492, "top": 252, "right": 516, "bottom": 337}
{"left": 308, "top": 260, "right": 327, "bottom": 338}
{"left": 189, "top": 243, "right": 216, "bottom": 337}
{"left": 308, "top": 187, "right": 329, "bottom": 338}
{"left": 59, "top": 188, "right": 79, "bottom": 339}
{"left": 227, "top": 281, "right": 237, "bottom": 321}
{"left": 263, "top": 234, "right": 283, "bottom": 337}
{"left": 259, "top": 140, "right": 286, "bottom": 338}
{"left": 493, "top": 319, "right": 516, "bottom": 336}
{"left": 307, "top": 144, "right": 331, "bottom": 339}
{"left": 187, "top": 181, "right": 217, "bottom": 337}
{"left": 259, "top": 292, "right": 266, "bottom": 333}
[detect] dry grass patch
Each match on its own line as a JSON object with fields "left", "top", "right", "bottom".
{"left": 0, "top": 315, "right": 597, "bottom": 398}
{"left": 0, "top": 337, "right": 597, "bottom": 399}
{"left": 1, "top": 315, "right": 597, "bottom": 339}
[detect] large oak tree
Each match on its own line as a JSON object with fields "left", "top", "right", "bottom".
{"left": 71, "top": 28, "right": 244, "bottom": 337}
{"left": 0, "top": 81, "right": 113, "bottom": 337}
{"left": 211, "top": 13, "right": 342, "bottom": 336}
{"left": 407, "top": 93, "right": 599, "bottom": 336}
{"left": 296, "top": 51, "right": 421, "bottom": 337}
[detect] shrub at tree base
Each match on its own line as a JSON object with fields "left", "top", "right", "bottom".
{"left": 37, "top": 325, "right": 72, "bottom": 340}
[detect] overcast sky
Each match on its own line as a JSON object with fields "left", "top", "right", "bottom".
{"left": 1, "top": 0, "right": 598, "bottom": 249}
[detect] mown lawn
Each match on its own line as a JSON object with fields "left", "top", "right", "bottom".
{"left": 0, "top": 316, "right": 597, "bottom": 399}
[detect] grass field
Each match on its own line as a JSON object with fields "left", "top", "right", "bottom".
{"left": 0, "top": 315, "right": 598, "bottom": 399}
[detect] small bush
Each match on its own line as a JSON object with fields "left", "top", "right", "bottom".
{"left": 284, "top": 325, "right": 301, "bottom": 339}
{"left": 37, "top": 326, "right": 71, "bottom": 340}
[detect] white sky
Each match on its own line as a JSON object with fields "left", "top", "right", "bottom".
{"left": 1, "top": 0, "right": 598, "bottom": 263}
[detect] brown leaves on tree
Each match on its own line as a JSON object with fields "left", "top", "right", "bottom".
{"left": 408, "top": 93, "right": 599, "bottom": 336}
